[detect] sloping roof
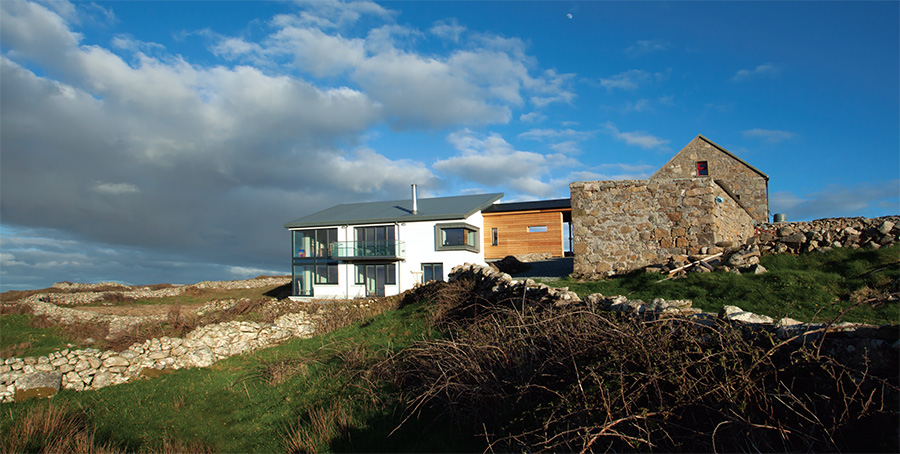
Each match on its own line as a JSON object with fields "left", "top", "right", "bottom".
{"left": 284, "top": 193, "right": 504, "bottom": 229}
{"left": 482, "top": 198, "right": 571, "bottom": 213}
{"left": 651, "top": 135, "right": 769, "bottom": 180}
{"left": 696, "top": 134, "right": 769, "bottom": 180}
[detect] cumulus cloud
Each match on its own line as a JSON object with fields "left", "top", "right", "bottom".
{"left": 0, "top": 0, "right": 583, "bottom": 290}
{"left": 433, "top": 129, "right": 574, "bottom": 198}
{"left": 732, "top": 63, "right": 781, "bottom": 82}
{"left": 430, "top": 18, "right": 465, "bottom": 42}
{"left": 743, "top": 128, "right": 796, "bottom": 143}
{"left": 602, "top": 122, "right": 670, "bottom": 150}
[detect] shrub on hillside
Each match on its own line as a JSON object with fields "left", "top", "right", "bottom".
{"left": 387, "top": 278, "right": 899, "bottom": 452}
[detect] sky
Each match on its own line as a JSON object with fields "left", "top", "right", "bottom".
{"left": 1, "top": 0, "right": 898, "bottom": 292}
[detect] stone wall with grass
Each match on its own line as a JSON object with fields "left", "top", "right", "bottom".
{"left": 0, "top": 307, "right": 319, "bottom": 402}
{"left": 571, "top": 178, "right": 754, "bottom": 278}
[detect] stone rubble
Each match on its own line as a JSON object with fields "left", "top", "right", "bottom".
{"left": 648, "top": 216, "right": 899, "bottom": 276}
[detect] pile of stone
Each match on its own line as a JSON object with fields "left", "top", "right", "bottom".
{"left": 448, "top": 263, "right": 580, "bottom": 307}
{"left": 754, "top": 216, "right": 899, "bottom": 254}
{"left": 0, "top": 311, "right": 320, "bottom": 403}
{"left": 447, "top": 263, "right": 899, "bottom": 369}
{"left": 645, "top": 216, "right": 899, "bottom": 277}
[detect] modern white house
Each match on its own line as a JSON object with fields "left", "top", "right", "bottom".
{"left": 284, "top": 188, "right": 503, "bottom": 299}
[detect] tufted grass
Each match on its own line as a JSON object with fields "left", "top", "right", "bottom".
{"left": 0, "top": 313, "right": 76, "bottom": 358}
{"left": 0, "top": 298, "right": 470, "bottom": 453}
{"left": 541, "top": 244, "right": 899, "bottom": 325}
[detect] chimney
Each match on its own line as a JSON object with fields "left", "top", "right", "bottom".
{"left": 411, "top": 184, "right": 418, "bottom": 214}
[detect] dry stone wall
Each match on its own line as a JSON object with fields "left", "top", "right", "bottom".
{"left": 447, "top": 263, "right": 899, "bottom": 371}
{"left": 1, "top": 310, "right": 319, "bottom": 402}
{"left": 571, "top": 178, "right": 754, "bottom": 279}
{"left": 753, "top": 216, "right": 899, "bottom": 253}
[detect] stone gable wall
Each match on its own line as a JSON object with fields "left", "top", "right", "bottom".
{"left": 651, "top": 137, "right": 768, "bottom": 223}
{"left": 571, "top": 178, "right": 754, "bottom": 278}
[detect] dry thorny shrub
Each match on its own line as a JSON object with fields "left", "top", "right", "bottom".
{"left": 383, "top": 278, "right": 899, "bottom": 453}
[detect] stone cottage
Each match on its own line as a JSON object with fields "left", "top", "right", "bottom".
{"left": 571, "top": 135, "right": 768, "bottom": 278}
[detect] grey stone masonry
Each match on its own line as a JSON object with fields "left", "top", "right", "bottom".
{"left": 651, "top": 135, "right": 769, "bottom": 223}
{"left": 570, "top": 178, "right": 754, "bottom": 279}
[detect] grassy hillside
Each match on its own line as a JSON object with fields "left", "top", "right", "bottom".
{"left": 1, "top": 246, "right": 897, "bottom": 452}
{"left": 541, "top": 244, "right": 899, "bottom": 324}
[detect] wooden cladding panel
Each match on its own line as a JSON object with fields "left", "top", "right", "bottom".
{"left": 483, "top": 211, "right": 564, "bottom": 259}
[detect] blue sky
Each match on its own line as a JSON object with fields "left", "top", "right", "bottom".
{"left": 1, "top": 0, "right": 898, "bottom": 291}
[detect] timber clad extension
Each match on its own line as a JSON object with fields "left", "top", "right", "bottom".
{"left": 482, "top": 198, "right": 572, "bottom": 260}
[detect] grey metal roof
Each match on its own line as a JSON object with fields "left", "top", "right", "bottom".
{"left": 284, "top": 193, "right": 504, "bottom": 229}
{"left": 483, "top": 198, "right": 571, "bottom": 213}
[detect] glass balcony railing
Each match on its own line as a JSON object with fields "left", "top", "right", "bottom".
{"left": 330, "top": 241, "right": 405, "bottom": 259}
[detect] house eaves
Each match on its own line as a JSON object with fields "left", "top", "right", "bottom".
{"left": 284, "top": 193, "right": 504, "bottom": 229}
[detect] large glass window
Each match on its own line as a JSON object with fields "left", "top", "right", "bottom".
{"left": 434, "top": 223, "right": 480, "bottom": 253}
{"left": 292, "top": 265, "right": 313, "bottom": 296}
{"left": 355, "top": 264, "right": 396, "bottom": 285}
{"left": 354, "top": 225, "right": 396, "bottom": 256}
{"left": 315, "top": 263, "right": 339, "bottom": 285}
{"left": 293, "top": 228, "right": 337, "bottom": 258}
{"left": 422, "top": 263, "right": 443, "bottom": 282}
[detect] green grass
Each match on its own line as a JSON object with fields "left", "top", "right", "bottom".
{"left": 0, "top": 314, "right": 81, "bottom": 358}
{"left": 0, "top": 299, "right": 478, "bottom": 453}
{"left": 541, "top": 244, "right": 899, "bottom": 324}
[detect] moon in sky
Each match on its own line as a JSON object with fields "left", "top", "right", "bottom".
{"left": 567, "top": 13, "right": 573, "bottom": 19}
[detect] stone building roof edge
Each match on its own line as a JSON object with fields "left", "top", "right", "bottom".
{"left": 695, "top": 134, "right": 769, "bottom": 181}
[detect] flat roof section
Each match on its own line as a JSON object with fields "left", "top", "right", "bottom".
{"left": 482, "top": 198, "right": 571, "bottom": 213}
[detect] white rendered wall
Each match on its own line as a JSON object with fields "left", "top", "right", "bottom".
{"left": 290, "top": 212, "right": 487, "bottom": 300}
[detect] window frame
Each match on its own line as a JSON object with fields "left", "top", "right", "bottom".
{"left": 527, "top": 225, "right": 548, "bottom": 233}
{"left": 354, "top": 263, "right": 396, "bottom": 286}
{"left": 422, "top": 263, "right": 444, "bottom": 282}
{"left": 434, "top": 222, "right": 480, "bottom": 253}
{"left": 491, "top": 227, "right": 499, "bottom": 246}
{"left": 696, "top": 161, "right": 709, "bottom": 176}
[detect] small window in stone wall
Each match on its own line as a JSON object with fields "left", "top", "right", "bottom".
{"left": 696, "top": 161, "right": 709, "bottom": 176}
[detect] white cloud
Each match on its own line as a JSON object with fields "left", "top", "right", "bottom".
{"left": 434, "top": 129, "right": 573, "bottom": 198}
{"left": 743, "top": 128, "right": 796, "bottom": 143}
{"left": 550, "top": 141, "right": 581, "bottom": 155}
{"left": 569, "top": 162, "right": 655, "bottom": 182}
{"left": 624, "top": 39, "right": 669, "bottom": 57}
{"left": 732, "top": 63, "right": 781, "bottom": 82}
{"left": 0, "top": 0, "right": 578, "bottom": 289}
{"left": 597, "top": 69, "right": 667, "bottom": 92}
{"left": 602, "top": 122, "right": 670, "bottom": 150}
{"left": 518, "top": 128, "right": 592, "bottom": 141}
{"left": 93, "top": 182, "right": 140, "bottom": 195}
{"left": 430, "top": 18, "right": 465, "bottom": 42}
{"left": 519, "top": 112, "right": 547, "bottom": 123}
{"left": 624, "top": 98, "right": 652, "bottom": 113}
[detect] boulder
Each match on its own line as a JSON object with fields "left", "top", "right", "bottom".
{"left": 14, "top": 371, "right": 62, "bottom": 401}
